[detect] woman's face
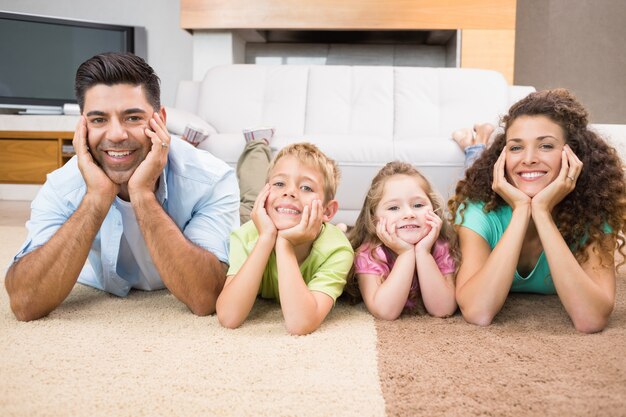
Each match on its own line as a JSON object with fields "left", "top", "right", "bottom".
{"left": 504, "top": 115, "right": 566, "bottom": 197}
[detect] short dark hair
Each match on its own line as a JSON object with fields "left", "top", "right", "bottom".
{"left": 74, "top": 52, "right": 160, "bottom": 111}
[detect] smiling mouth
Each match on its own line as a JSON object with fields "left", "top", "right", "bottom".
{"left": 398, "top": 224, "right": 420, "bottom": 230}
{"left": 519, "top": 171, "right": 546, "bottom": 180}
{"left": 276, "top": 207, "right": 301, "bottom": 215}
{"left": 106, "top": 150, "right": 133, "bottom": 158}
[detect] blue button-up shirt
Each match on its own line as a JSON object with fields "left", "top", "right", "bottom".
{"left": 13, "top": 137, "right": 240, "bottom": 297}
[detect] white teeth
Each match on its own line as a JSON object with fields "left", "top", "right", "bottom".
{"left": 520, "top": 172, "right": 545, "bottom": 179}
{"left": 277, "top": 207, "right": 300, "bottom": 215}
{"left": 107, "top": 150, "right": 131, "bottom": 158}
{"left": 399, "top": 225, "right": 419, "bottom": 229}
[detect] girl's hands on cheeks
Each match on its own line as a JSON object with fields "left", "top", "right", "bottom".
{"left": 376, "top": 217, "right": 414, "bottom": 256}
{"left": 128, "top": 112, "right": 170, "bottom": 197}
{"left": 278, "top": 199, "right": 323, "bottom": 247}
{"left": 74, "top": 116, "right": 119, "bottom": 204}
{"left": 415, "top": 210, "right": 441, "bottom": 255}
{"left": 252, "top": 184, "right": 277, "bottom": 241}
{"left": 532, "top": 145, "right": 582, "bottom": 214}
{"left": 492, "top": 148, "right": 530, "bottom": 210}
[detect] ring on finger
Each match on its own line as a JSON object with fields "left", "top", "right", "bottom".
{"left": 161, "top": 142, "right": 169, "bottom": 148}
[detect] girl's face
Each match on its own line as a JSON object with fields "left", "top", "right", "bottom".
{"left": 374, "top": 174, "right": 434, "bottom": 245}
{"left": 505, "top": 115, "right": 566, "bottom": 197}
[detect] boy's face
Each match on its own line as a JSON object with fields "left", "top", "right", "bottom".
{"left": 266, "top": 155, "right": 329, "bottom": 230}
{"left": 83, "top": 83, "right": 163, "bottom": 185}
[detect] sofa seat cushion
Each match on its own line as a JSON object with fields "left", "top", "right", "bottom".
{"left": 393, "top": 138, "right": 465, "bottom": 166}
{"left": 198, "top": 133, "right": 395, "bottom": 167}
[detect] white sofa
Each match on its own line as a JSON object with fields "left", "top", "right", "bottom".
{"left": 166, "top": 64, "right": 536, "bottom": 225}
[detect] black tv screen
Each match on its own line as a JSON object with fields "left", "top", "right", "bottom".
{"left": 0, "top": 12, "right": 134, "bottom": 111}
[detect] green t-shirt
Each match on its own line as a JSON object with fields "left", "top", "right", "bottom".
{"left": 227, "top": 221, "right": 354, "bottom": 302}
{"left": 455, "top": 201, "right": 556, "bottom": 294}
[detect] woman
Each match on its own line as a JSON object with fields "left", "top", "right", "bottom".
{"left": 449, "top": 89, "right": 626, "bottom": 333}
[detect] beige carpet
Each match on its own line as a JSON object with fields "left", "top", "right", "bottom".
{"left": 1, "top": 223, "right": 625, "bottom": 416}
{"left": 0, "top": 226, "right": 385, "bottom": 417}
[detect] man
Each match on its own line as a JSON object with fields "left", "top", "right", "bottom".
{"left": 5, "top": 53, "right": 239, "bottom": 321}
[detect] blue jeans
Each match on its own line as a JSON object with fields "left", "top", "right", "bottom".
{"left": 464, "top": 144, "right": 486, "bottom": 169}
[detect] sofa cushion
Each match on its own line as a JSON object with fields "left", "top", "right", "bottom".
{"left": 394, "top": 67, "right": 509, "bottom": 140}
{"left": 305, "top": 66, "right": 394, "bottom": 138}
{"left": 198, "top": 65, "right": 308, "bottom": 135}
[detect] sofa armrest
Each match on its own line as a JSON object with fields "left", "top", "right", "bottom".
{"left": 174, "top": 80, "right": 202, "bottom": 113}
{"left": 508, "top": 85, "right": 536, "bottom": 108}
{"left": 591, "top": 124, "right": 626, "bottom": 163}
{"left": 164, "top": 105, "right": 217, "bottom": 136}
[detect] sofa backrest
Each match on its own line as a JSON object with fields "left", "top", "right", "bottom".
{"left": 195, "top": 64, "right": 511, "bottom": 139}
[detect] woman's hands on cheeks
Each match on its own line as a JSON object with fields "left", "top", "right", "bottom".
{"left": 278, "top": 199, "right": 324, "bottom": 247}
{"left": 128, "top": 112, "right": 170, "bottom": 198}
{"left": 73, "top": 116, "right": 119, "bottom": 205}
{"left": 252, "top": 184, "right": 277, "bottom": 241}
{"left": 415, "top": 210, "right": 441, "bottom": 255}
{"left": 532, "top": 145, "right": 582, "bottom": 214}
{"left": 376, "top": 218, "right": 414, "bottom": 256}
{"left": 492, "top": 148, "right": 531, "bottom": 210}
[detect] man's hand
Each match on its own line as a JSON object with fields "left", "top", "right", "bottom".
{"left": 128, "top": 112, "right": 170, "bottom": 199}
{"left": 73, "top": 116, "right": 118, "bottom": 205}
{"left": 376, "top": 217, "right": 415, "bottom": 256}
{"left": 252, "top": 184, "right": 278, "bottom": 241}
{"left": 532, "top": 145, "right": 582, "bottom": 214}
{"left": 278, "top": 199, "right": 323, "bottom": 247}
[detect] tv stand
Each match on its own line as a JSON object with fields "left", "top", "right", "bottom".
{"left": 0, "top": 115, "right": 78, "bottom": 184}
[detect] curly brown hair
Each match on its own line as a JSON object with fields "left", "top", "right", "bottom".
{"left": 344, "top": 161, "right": 460, "bottom": 309}
{"left": 448, "top": 88, "right": 626, "bottom": 268}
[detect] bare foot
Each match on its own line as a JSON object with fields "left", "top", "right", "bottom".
{"left": 473, "top": 123, "right": 495, "bottom": 145}
{"left": 452, "top": 128, "right": 474, "bottom": 150}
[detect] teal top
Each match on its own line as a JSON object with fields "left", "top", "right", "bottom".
{"left": 456, "top": 201, "right": 556, "bottom": 294}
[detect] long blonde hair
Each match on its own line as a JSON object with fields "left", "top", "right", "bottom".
{"left": 345, "top": 161, "right": 459, "bottom": 305}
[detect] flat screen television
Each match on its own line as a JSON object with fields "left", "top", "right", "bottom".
{"left": 0, "top": 12, "right": 141, "bottom": 115}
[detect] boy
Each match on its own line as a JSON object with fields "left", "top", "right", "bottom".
{"left": 216, "top": 143, "right": 354, "bottom": 335}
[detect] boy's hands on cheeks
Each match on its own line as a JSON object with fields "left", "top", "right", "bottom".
{"left": 253, "top": 184, "right": 278, "bottom": 241}
{"left": 415, "top": 210, "right": 440, "bottom": 255}
{"left": 127, "top": 112, "right": 170, "bottom": 200}
{"left": 277, "top": 199, "right": 323, "bottom": 247}
{"left": 492, "top": 148, "right": 531, "bottom": 210}
{"left": 376, "top": 217, "right": 414, "bottom": 256}
{"left": 74, "top": 116, "right": 119, "bottom": 205}
{"left": 531, "top": 145, "right": 582, "bottom": 214}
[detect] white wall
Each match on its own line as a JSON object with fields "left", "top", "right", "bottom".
{"left": 1, "top": 0, "right": 192, "bottom": 106}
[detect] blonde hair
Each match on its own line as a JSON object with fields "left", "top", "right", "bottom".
{"left": 267, "top": 142, "right": 340, "bottom": 203}
{"left": 345, "top": 161, "right": 459, "bottom": 306}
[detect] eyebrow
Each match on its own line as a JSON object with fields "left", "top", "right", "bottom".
{"left": 85, "top": 108, "right": 147, "bottom": 117}
{"left": 506, "top": 135, "right": 558, "bottom": 142}
{"left": 271, "top": 173, "right": 319, "bottom": 183}
{"left": 382, "top": 196, "right": 428, "bottom": 205}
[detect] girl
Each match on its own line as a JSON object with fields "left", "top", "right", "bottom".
{"left": 449, "top": 89, "right": 626, "bottom": 333}
{"left": 346, "top": 161, "right": 458, "bottom": 320}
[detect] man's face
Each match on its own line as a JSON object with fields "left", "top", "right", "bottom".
{"left": 83, "top": 84, "right": 161, "bottom": 185}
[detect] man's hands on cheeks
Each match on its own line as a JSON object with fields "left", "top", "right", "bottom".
{"left": 531, "top": 145, "right": 582, "bottom": 214}
{"left": 277, "top": 199, "right": 324, "bottom": 248}
{"left": 492, "top": 148, "right": 531, "bottom": 210}
{"left": 74, "top": 116, "right": 119, "bottom": 206}
{"left": 127, "top": 112, "right": 170, "bottom": 201}
{"left": 376, "top": 217, "right": 414, "bottom": 256}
